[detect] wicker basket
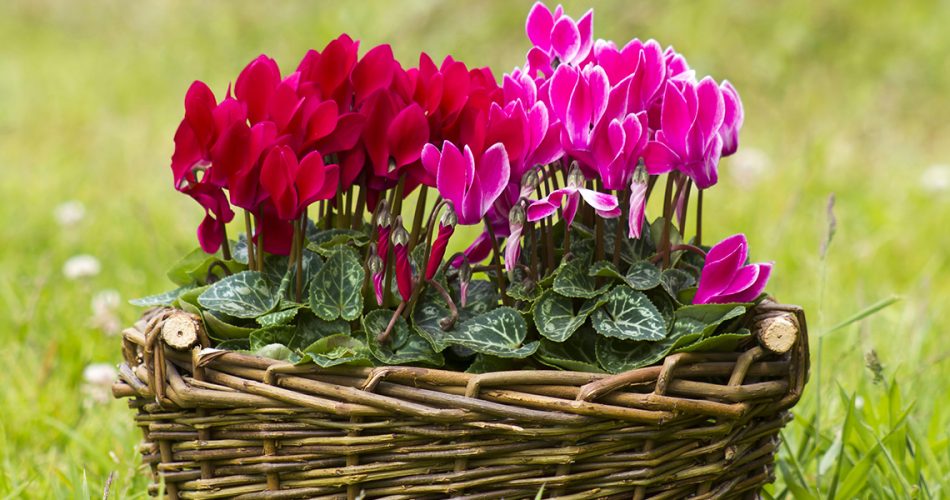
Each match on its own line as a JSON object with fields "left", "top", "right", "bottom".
{"left": 113, "top": 301, "right": 808, "bottom": 499}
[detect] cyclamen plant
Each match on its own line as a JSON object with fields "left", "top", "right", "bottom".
{"left": 135, "top": 2, "right": 772, "bottom": 373}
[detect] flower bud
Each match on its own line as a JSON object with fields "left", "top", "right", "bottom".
{"left": 392, "top": 217, "right": 410, "bottom": 247}
{"left": 567, "top": 162, "right": 585, "bottom": 188}
{"left": 520, "top": 168, "right": 541, "bottom": 196}
{"left": 458, "top": 257, "right": 472, "bottom": 308}
{"left": 508, "top": 204, "right": 526, "bottom": 228}
{"left": 633, "top": 161, "right": 649, "bottom": 186}
{"left": 440, "top": 205, "right": 458, "bottom": 228}
{"left": 368, "top": 253, "right": 383, "bottom": 276}
{"left": 377, "top": 202, "right": 392, "bottom": 229}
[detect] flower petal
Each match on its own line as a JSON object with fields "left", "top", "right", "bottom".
{"left": 435, "top": 141, "right": 470, "bottom": 212}
{"left": 525, "top": 1, "right": 554, "bottom": 51}
{"left": 551, "top": 16, "right": 581, "bottom": 63}
{"left": 474, "top": 143, "right": 511, "bottom": 220}
{"left": 387, "top": 103, "right": 429, "bottom": 168}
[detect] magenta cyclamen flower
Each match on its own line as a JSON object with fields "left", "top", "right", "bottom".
{"left": 422, "top": 141, "right": 511, "bottom": 226}
{"left": 525, "top": 2, "right": 593, "bottom": 75}
{"left": 718, "top": 80, "right": 743, "bottom": 157}
{"left": 425, "top": 208, "right": 456, "bottom": 280}
{"left": 526, "top": 166, "right": 619, "bottom": 224}
{"left": 694, "top": 234, "right": 772, "bottom": 304}
{"left": 644, "top": 77, "right": 725, "bottom": 189}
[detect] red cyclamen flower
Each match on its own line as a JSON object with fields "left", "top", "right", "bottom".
{"left": 260, "top": 146, "right": 339, "bottom": 221}
{"left": 392, "top": 224, "right": 413, "bottom": 303}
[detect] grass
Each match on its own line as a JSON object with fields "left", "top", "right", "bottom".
{"left": 1, "top": 0, "right": 948, "bottom": 497}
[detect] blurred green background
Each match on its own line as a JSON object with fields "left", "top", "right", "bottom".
{"left": 1, "top": 0, "right": 948, "bottom": 497}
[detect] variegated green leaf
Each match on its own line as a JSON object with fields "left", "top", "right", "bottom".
{"left": 676, "top": 329, "right": 752, "bottom": 353}
{"left": 660, "top": 268, "right": 696, "bottom": 300}
{"left": 537, "top": 327, "right": 604, "bottom": 372}
{"left": 466, "top": 354, "right": 521, "bottom": 373}
{"left": 203, "top": 311, "right": 255, "bottom": 340}
{"left": 198, "top": 271, "right": 278, "bottom": 319}
{"left": 589, "top": 261, "right": 625, "bottom": 279}
{"left": 363, "top": 309, "right": 444, "bottom": 366}
{"left": 308, "top": 247, "right": 364, "bottom": 321}
{"left": 307, "top": 228, "right": 370, "bottom": 256}
{"left": 297, "top": 312, "right": 350, "bottom": 339}
{"left": 672, "top": 303, "right": 747, "bottom": 339}
{"left": 438, "top": 307, "right": 537, "bottom": 358}
{"left": 553, "top": 258, "right": 610, "bottom": 298}
{"left": 129, "top": 285, "right": 194, "bottom": 307}
{"left": 596, "top": 336, "right": 673, "bottom": 373}
{"left": 625, "top": 261, "right": 662, "bottom": 290}
{"left": 534, "top": 290, "right": 605, "bottom": 342}
{"left": 299, "top": 334, "right": 373, "bottom": 367}
{"left": 256, "top": 305, "right": 301, "bottom": 327}
{"left": 506, "top": 280, "right": 543, "bottom": 303}
{"left": 591, "top": 286, "right": 666, "bottom": 341}
{"left": 410, "top": 284, "right": 453, "bottom": 352}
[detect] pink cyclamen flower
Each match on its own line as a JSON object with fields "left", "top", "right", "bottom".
{"left": 694, "top": 234, "right": 772, "bottom": 304}
{"left": 422, "top": 141, "right": 511, "bottom": 226}
{"left": 526, "top": 165, "right": 620, "bottom": 225}
{"left": 504, "top": 205, "right": 526, "bottom": 273}
{"left": 593, "top": 38, "right": 666, "bottom": 113}
{"left": 425, "top": 207, "right": 457, "bottom": 280}
{"left": 548, "top": 64, "right": 609, "bottom": 156}
{"left": 644, "top": 77, "right": 725, "bottom": 189}
{"left": 525, "top": 2, "right": 593, "bottom": 74}
{"left": 718, "top": 80, "right": 743, "bottom": 157}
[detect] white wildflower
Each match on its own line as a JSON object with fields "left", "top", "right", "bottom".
{"left": 63, "top": 254, "right": 101, "bottom": 280}
{"left": 90, "top": 289, "right": 122, "bottom": 335}
{"left": 54, "top": 200, "right": 86, "bottom": 226}
{"left": 920, "top": 164, "right": 950, "bottom": 193}
{"left": 727, "top": 147, "right": 771, "bottom": 188}
{"left": 82, "top": 363, "right": 118, "bottom": 405}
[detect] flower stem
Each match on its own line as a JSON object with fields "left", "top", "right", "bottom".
{"left": 661, "top": 174, "right": 676, "bottom": 268}
{"left": 352, "top": 184, "right": 366, "bottom": 230}
{"left": 430, "top": 279, "right": 459, "bottom": 331}
{"left": 295, "top": 211, "right": 306, "bottom": 303}
{"left": 256, "top": 211, "right": 264, "bottom": 272}
{"left": 376, "top": 301, "right": 406, "bottom": 343}
{"left": 613, "top": 188, "right": 627, "bottom": 268}
{"left": 244, "top": 211, "right": 256, "bottom": 272}
{"left": 528, "top": 221, "right": 539, "bottom": 282}
{"left": 594, "top": 180, "right": 604, "bottom": 264}
{"left": 220, "top": 222, "right": 232, "bottom": 261}
{"left": 695, "top": 189, "right": 704, "bottom": 246}
{"left": 678, "top": 179, "right": 693, "bottom": 237}
{"left": 485, "top": 222, "right": 511, "bottom": 306}
{"left": 408, "top": 185, "right": 428, "bottom": 254}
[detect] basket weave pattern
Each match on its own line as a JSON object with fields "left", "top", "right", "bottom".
{"left": 114, "top": 302, "right": 808, "bottom": 499}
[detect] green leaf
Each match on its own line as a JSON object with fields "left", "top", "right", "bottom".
{"left": 198, "top": 271, "right": 279, "bottom": 319}
{"left": 307, "top": 228, "right": 370, "bottom": 256}
{"left": 675, "top": 329, "right": 752, "bottom": 353}
{"left": 624, "top": 261, "right": 662, "bottom": 290}
{"left": 506, "top": 280, "right": 543, "bottom": 303}
{"left": 534, "top": 290, "right": 604, "bottom": 342}
{"left": 660, "top": 268, "right": 696, "bottom": 299}
{"left": 437, "top": 307, "right": 537, "bottom": 358}
{"left": 167, "top": 247, "right": 246, "bottom": 286}
{"left": 249, "top": 326, "right": 301, "bottom": 361}
{"left": 553, "top": 258, "right": 610, "bottom": 298}
{"left": 410, "top": 285, "right": 454, "bottom": 352}
{"left": 256, "top": 305, "right": 301, "bottom": 327}
{"left": 297, "top": 311, "right": 350, "bottom": 339}
{"left": 466, "top": 354, "right": 521, "bottom": 373}
{"left": 254, "top": 343, "right": 295, "bottom": 361}
{"left": 672, "top": 303, "right": 747, "bottom": 338}
{"left": 589, "top": 261, "right": 625, "bottom": 280}
{"left": 299, "top": 334, "right": 373, "bottom": 368}
{"left": 537, "top": 328, "right": 604, "bottom": 372}
{"left": 363, "top": 309, "right": 444, "bottom": 366}
{"left": 215, "top": 338, "right": 250, "bottom": 351}
{"left": 308, "top": 247, "right": 364, "bottom": 321}
{"left": 452, "top": 279, "right": 500, "bottom": 319}
{"left": 203, "top": 311, "right": 256, "bottom": 340}
{"left": 591, "top": 287, "right": 666, "bottom": 341}
{"left": 595, "top": 336, "right": 674, "bottom": 373}
{"left": 231, "top": 235, "right": 249, "bottom": 265}
{"left": 129, "top": 285, "right": 194, "bottom": 307}
{"left": 174, "top": 285, "right": 209, "bottom": 315}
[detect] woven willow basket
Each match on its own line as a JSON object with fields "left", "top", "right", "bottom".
{"left": 113, "top": 301, "right": 808, "bottom": 499}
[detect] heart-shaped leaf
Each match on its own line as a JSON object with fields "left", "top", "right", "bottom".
{"left": 307, "top": 228, "right": 370, "bottom": 256}
{"left": 553, "top": 258, "right": 610, "bottom": 298}
{"left": 589, "top": 261, "right": 625, "bottom": 280}
{"left": 130, "top": 285, "right": 194, "bottom": 307}
{"left": 299, "top": 334, "right": 373, "bottom": 367}
{"left": 537, "top": 327, "right": 604, "bottom": 373}
{"left": 308, "top": 247, "right": 364, "bottom": 321}
{"left": 660, "top": 268, "right": 696, "bottom": 300}
{"left": 203, "top": 310, "right": 256, "bottom": 340}
{"left": 167, "top": 247, "right": 246, "bottom": 286}
{"left": 534, "top": 290, "right": 605, "bottom": 342}
{"left": 466, "top": 355, "right": 522, "bottom": 373}
{"left": 297, "top": 311, "right": 351, "bottom": 339}
{"left": 198, "top": 271, "right": 279, "bottom": 319}
{"left": 256, "top": 304, "right": 302, "bottom": 327}
{"left": 591, "top": 286, "right": 666, "bottom": 341}
{"left": 363, "top": 309, "right": 444, "bottom": 366}
{"left": 625, "top": 261, "right": 662, "bottom": 290}
{"left": 438, "top": 307, "right": 537, "bottom": 358}
{"left": 672, "top": 303, "right": 747, "bottom": 338}
{"left": 676, "top": 329, "right": 752, "bottom": 353}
